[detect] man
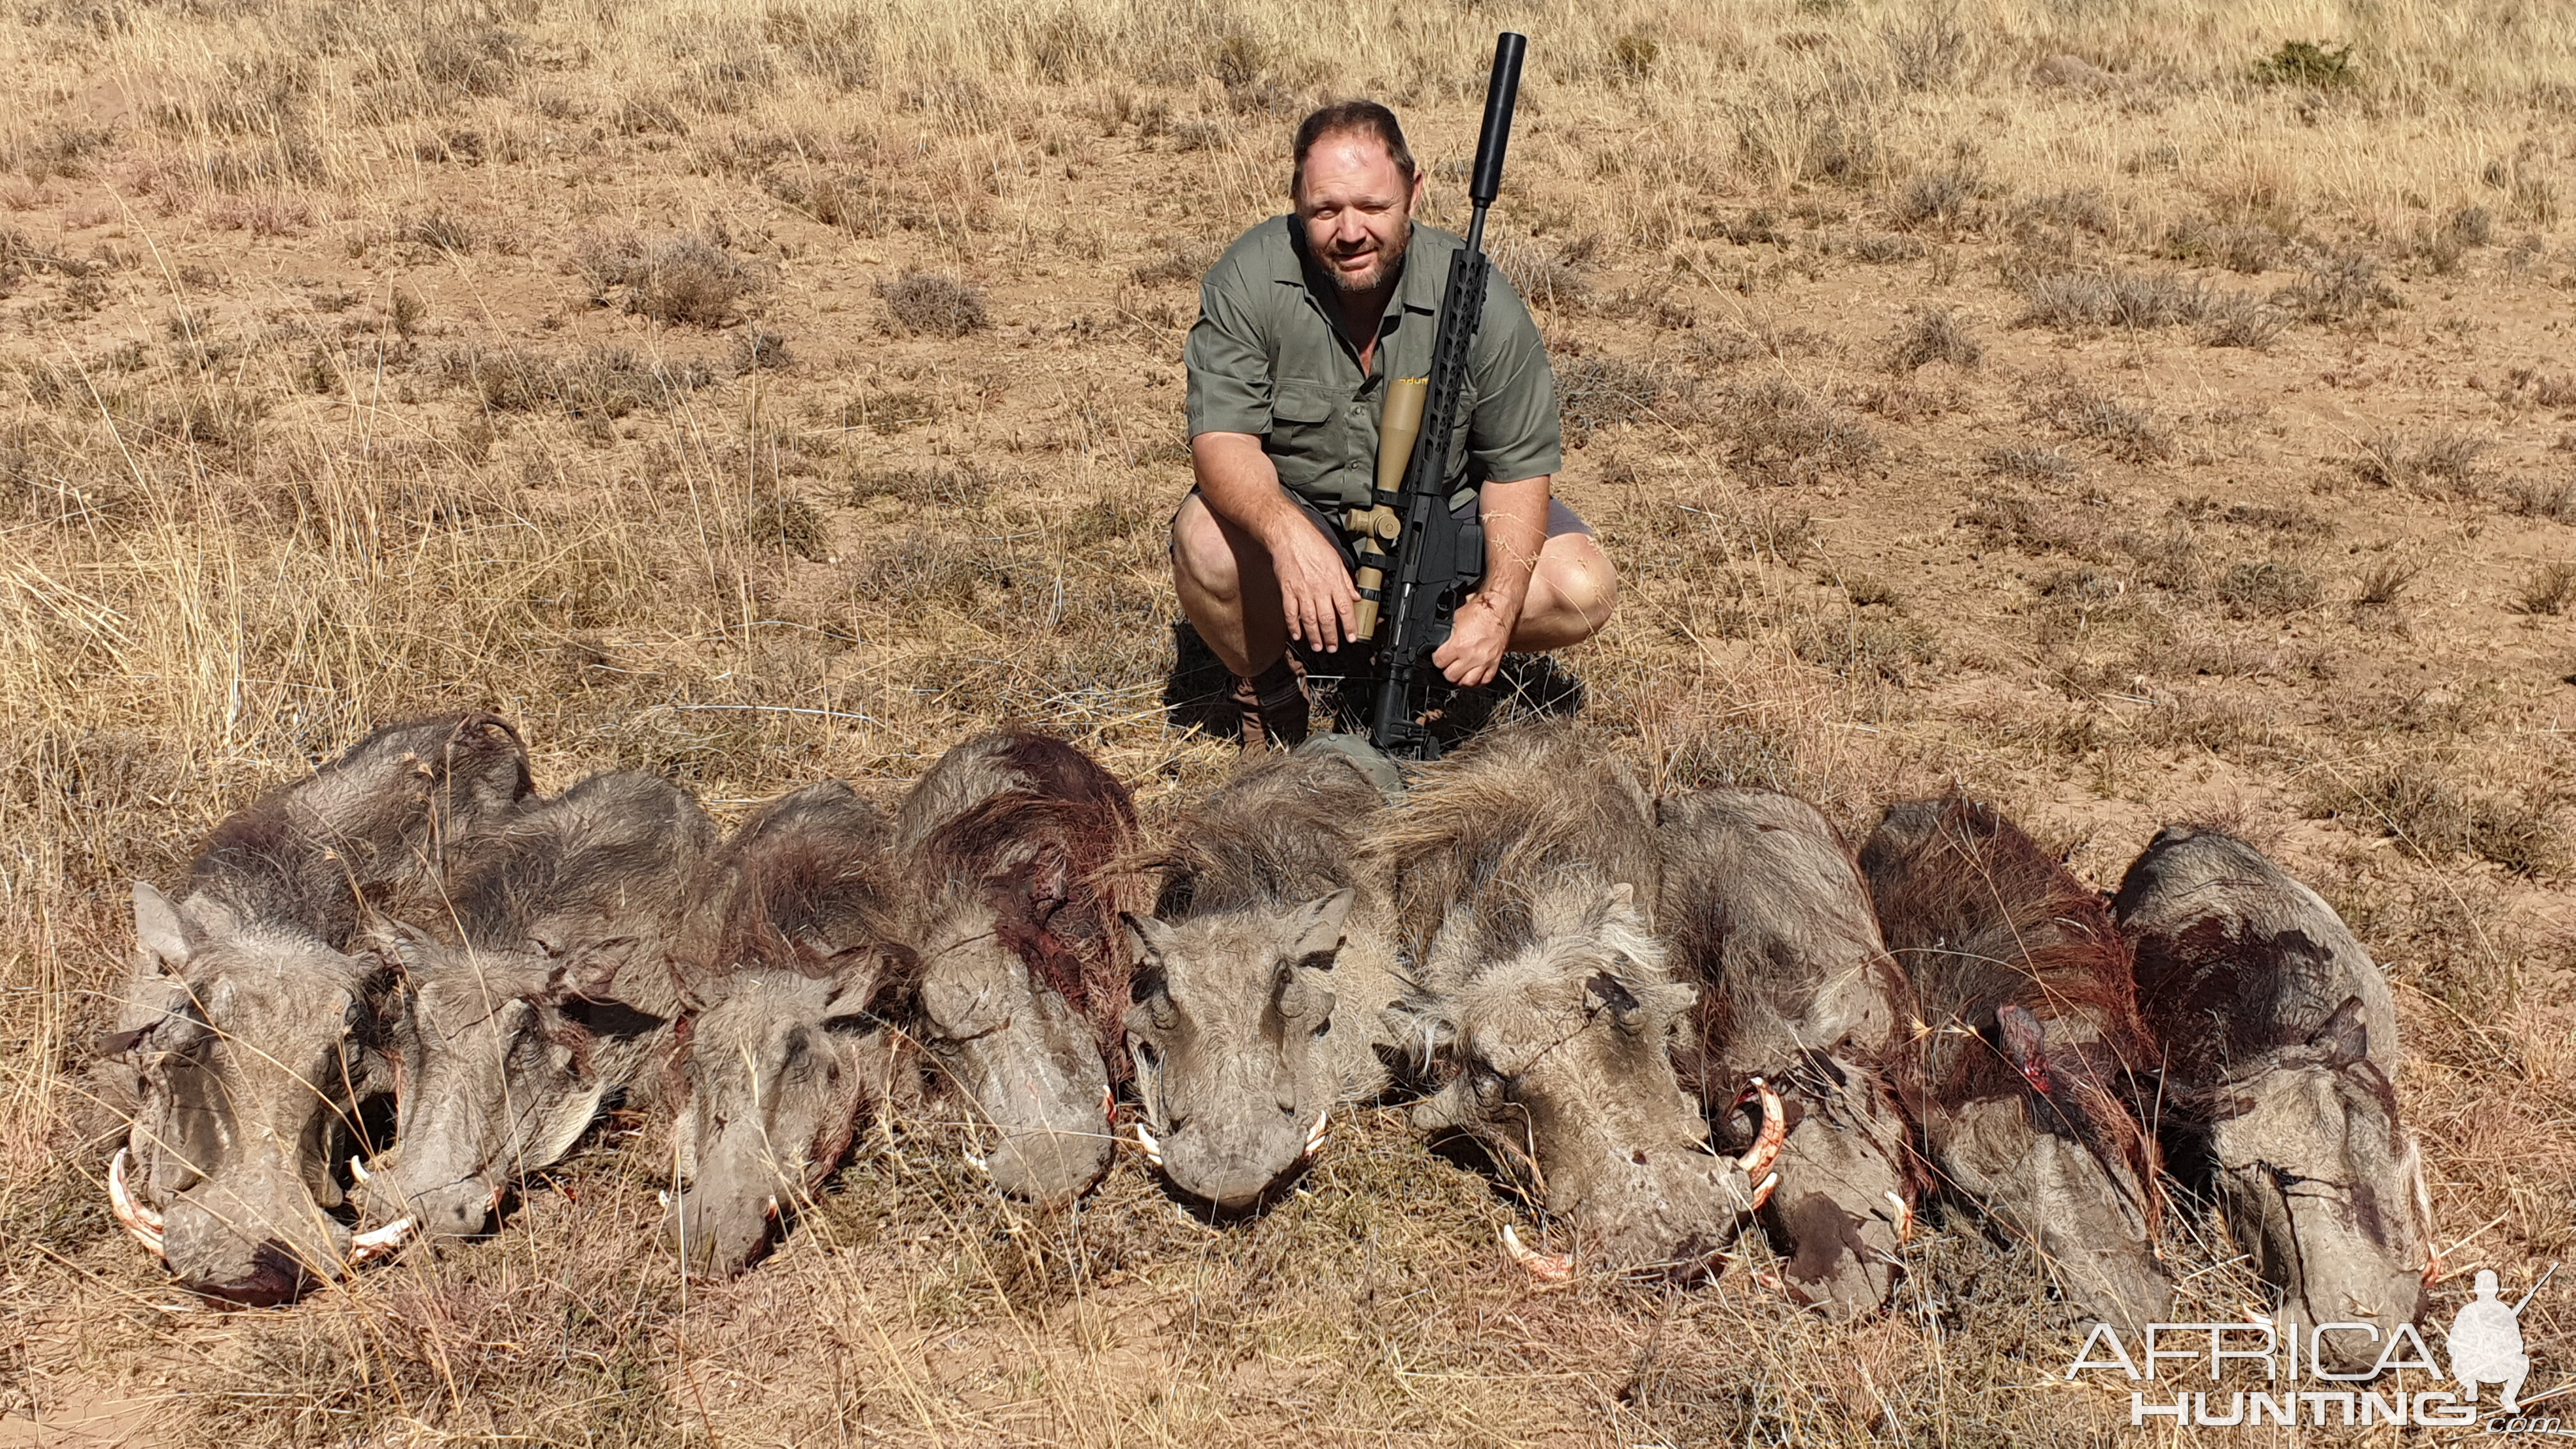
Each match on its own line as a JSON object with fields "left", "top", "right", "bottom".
{"left": 1173, "top": 100, "right": 1618, "bottom": 749}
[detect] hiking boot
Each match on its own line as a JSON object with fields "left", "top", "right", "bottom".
{"left": 1231, "top": 657, "right": 1310, "bottom": 751}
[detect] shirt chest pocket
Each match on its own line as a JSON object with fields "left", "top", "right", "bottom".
{"left": 1264, "top": 383, "right": 1354, "bottom": 504}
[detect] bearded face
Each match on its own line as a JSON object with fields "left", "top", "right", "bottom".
{"left": 1296, "top": 132, "right": 1423, "bottom": 296}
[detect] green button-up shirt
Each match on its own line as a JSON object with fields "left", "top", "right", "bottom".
{"left": 1184, "top": 214, "right": 1561, "bottom": 511}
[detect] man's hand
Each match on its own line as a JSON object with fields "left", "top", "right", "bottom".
{"left": 1432, "top": 590, "right": 1515, "bottom": 687}
{"left": 1262, "top": 514, "right": 1359, "bottom": 653}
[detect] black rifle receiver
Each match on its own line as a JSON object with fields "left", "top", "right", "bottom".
{"left": 1363, "top": 31, "right": 1526, "bottom": 760}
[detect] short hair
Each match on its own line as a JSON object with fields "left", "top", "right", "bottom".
{"left": 1289, "top": 100, "right": 1416, "bottom": 200}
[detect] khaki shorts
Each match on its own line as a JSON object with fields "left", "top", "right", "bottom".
{"left": 1175, "top": 489, "right": 1591, "bottom": 576}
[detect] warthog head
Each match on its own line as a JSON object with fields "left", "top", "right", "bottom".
{"left": 364, "top": 771, "right": 713, "bottom": 1241}
{"left": 1401, "top": 884, "right": 1777, "bottom": 1276}
{"left": 1864, "top": 798, "right": 2172, "bottom": 1332}
{"left": 2115, "top": 826, "right": 2430, "bottom": 1367}
{"left": 899, "top": 732, "right": 1136, "bottom": 1207}
{"left": 99, "top": 713, "right": 530, "bottom": 1303}
{"left": 1654, "top": 786, "right": 1917, "bottom": 1320}
{"left": 668, "top": 967, "right": 898, "bottom": 1275}
{"left": 662, "top": 781, "right": 903, "bottom": 1276}
{"left": 106, "top": 887, "right": 402, "bottom": 1304}
{"left": 1122, "top": 749, "right": 1393, "bottom": 1211}
{"left": 1124, "top": 890, "right": 1353, "bottom": 1211}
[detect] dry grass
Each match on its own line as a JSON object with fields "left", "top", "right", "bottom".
{"left": 5, "top": 0, "right": 2576, "bottom": 1441}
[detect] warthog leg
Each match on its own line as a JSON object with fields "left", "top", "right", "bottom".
{"left": 107, "top": 1149, "right": 165, "bottom": 1260}
{"left": 1499, "top": 1223, "right": 1574, "bottom": 1283}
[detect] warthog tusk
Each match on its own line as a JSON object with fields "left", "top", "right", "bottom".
{"left": 1733, "top": 1077, "right": 1786, "bottom": 1183}
{"left": 1885, "top": 1190, "right": 1913, "bottom": 1242}
{"left": 348, "top": 1156, "right": 372, "bottom": 1186}
{"left": 1130, "top": 1122, "right": 1163, "bottom": 1167}
{"left": 1747, "top": 1171, "right": 1780, "bottom": 1212}
{"left": 962, "top": 1150, "right": 990, "bottom": 1175}
{"left": 763, "top": 1195, "right": 780, "bottom": 1222}
{"left": 1305, "top": 1110, "right": 1329, "bottom": 1158}
{"left": 1500, "top": 1224, "right": 1574, "bottom": 1282}
{"left": 657, "top": 1190, "right": 673, "bottom": 1209}
{"left": 107, "top": 1149, "right": 165, "bottom": 1259}
{"left": 348, "top": 1218, "right": 414, "bottom": 1263}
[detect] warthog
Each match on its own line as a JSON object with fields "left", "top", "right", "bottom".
{"left": 1860, "top": 798, "right": 2172, "bottom": 1331}
{"left": 898, "top": 730, "right": 1137, "bottom": 1205}
{"left": 1123, "top": 749, "right": 1404, "bottom": 1211}
{"left": 99, "top": 714, "right": 532, "bottom": 1304}
{"left": 664, "top": 781, "right": 905, "bottom": 1276}
{"left": 362, "top": 770, "right": 714, "bottom": 1241}
{"left": 2113, "top": 825, "right": 2431, "bottom": 1368}
{"left": 1655, "top": 787, "right": 1917, "bottom": 1319}
{"left": 1377, "top": 727, "right": 1777, "bottom": 1279}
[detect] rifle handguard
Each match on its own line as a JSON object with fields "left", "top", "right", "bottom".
{"left": 1353, "top": 378, "right": 1428, "bottom": 641}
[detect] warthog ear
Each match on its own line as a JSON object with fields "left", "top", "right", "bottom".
{"left": 1996, "top": 1004, "right": 2052, "bottom": 1093}
{"left": 132, "top": 882, "right": 193, "bottom": 972}
{"left": 1121, "top": 911, "right": 1178, "bottom": 963}
{"left": 537, "top": 935, "right": 638, "bottom": 1003}
{"left": 2310, "top": 995, "right": 2369, "bottom": 1068}
{"left": 1289, "top": 889, "right": 1356, "bottom": 968}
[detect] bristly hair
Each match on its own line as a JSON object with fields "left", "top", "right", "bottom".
{"left": 1863, "top": 797, "right": 2164, "bottom": 1227}
{"left": 1366, "top": 723, "right": 1659, "bottom": 974}
{"left": 913, "top": 785, "right": 1142, "bottom": 1069}
{"left": 1142, "top": 750, "right": 1383, "bottom": 921}
{"left": 683, "top": 780, "right": 896, "bottom": 984}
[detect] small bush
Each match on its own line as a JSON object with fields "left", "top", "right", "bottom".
{"left": 2029, "top": 386, "right": 2171, "bottom": 462}
{"left": 877, "top": 271, "right": 989, "bottom": 336}
{"left": 1791, "top": 614, "right": 1938, "bottom": 684}
{"left": 2355, "top": 556, "right": 2423, "bottom": 606}
{"left": 2216, "top": 560, "right": 2318, "bottom": 617}
{"left": 1884, "top": 305, "right": 1981, "bottom": 373}
{"left": 579, "top": 233, "right": 761, "bottom": 327}
{"left": 2018, "top": 269, "right": 2225, "bottom": 330}
{"left": 2500, "top": 477, "right": 2576, "bottom": 523}
{"left": 1557, "top": 356, "right": 1673, "bottom": 445}
{"left": 2513, "top": 562, "right": 2576, "bottom": 617}
{"left": 2356, "top": 431, "right": 2487, "bottom": 491}
{"left": 1981, "top": 445, "right": 2079, "bottom": 482}
{"left": 1713, "top": 376, "right": 1880, "bottom": 484}
{"left": 2309, "top": 766, "right": 2561, "bottom": 875}
{"left": 749, "top": 494, "right": 827, "bottom": 560}
{"left": 1611, "top": 34, "right": 1659, "bottom": 82}
{"left": 2255, "top": 40, "right": 2354, "bottom": 89}
{"left": 2274, "top": 252, "right": 2398, "bottom": 323}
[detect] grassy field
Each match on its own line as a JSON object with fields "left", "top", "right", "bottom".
{"left": 4, "top": 0, "right": 2575, "bottom": 1441}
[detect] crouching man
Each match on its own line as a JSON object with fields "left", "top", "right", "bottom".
{"left": 1172, "top": 100, "right": 1618, "bottom": 749}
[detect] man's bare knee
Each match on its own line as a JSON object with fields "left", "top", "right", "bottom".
{"left": 1172, "top": 498, "right": 1243, "bottom": 601}
{"left": 1544, "top": 539, "right": 1619, "bottom": 641}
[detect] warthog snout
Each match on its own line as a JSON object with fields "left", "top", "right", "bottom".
{"left": 919, "top": 949, "right": 1111, "bottom": 1204}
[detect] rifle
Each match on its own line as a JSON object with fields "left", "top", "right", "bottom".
{"left": 1344, "top": 31, "right": 1526, "bottom": 761}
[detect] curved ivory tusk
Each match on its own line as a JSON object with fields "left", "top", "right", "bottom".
{"left": 1884, "top": 1190, "right": 1913, "bottom": 1243}
{"left": 962, "top": 1151, "right": 990, "bottom": 1175}
{"left": 657, "top": 1190, "right": 673, "bottom": 1209}
{"left": 1130, "top": 1122, "right": 1163, "bottom": 1167}
{"left": 347, "top": 1156, "right": 372, "bottom": 1186}
{"left": 107, "top": 1148, "right": 166, "bottom": 1259}
{"left": 1500, "top": 1224, "right": 1574, "bottom": 1282}
{"left": 1747, "top": 1171, "right": 1780, "bottom": 1212}
{"left": 1305, "top": 1110, "right": 1330, "bottom": 1158}
{"left": 348, "top": 1217, "right": 415, "bottom": 1263}
{"left": 1734, "top": 1078, "right": 1786, "bottom": 1183}
{"left": 763, "top": 1195, "right": 780, "bottom": 1222}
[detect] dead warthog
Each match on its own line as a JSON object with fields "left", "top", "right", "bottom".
{"left": 98, "top": 714, "right": 531, "bottom": 1304}
{"left": 362, "top": 770, "right": 714, "bottom": 1241}
{"left": 1377, "top": 726, "right": 1776, "bottom": 1280}
{"left": 898, "top": 730, "right": 1137, "bottom": 1206}
{"left": 1860, "top": 798, "right": 2172, "bottom": 1331}
{"left": 1123, "top": 749, "right": 1403, "bottom": 1211}
{"left": 2113, "top": 825, "right": 2430, "bottom": 1367}
{"left": 664, "top": 781, "right": 907, "bottom": 1276}
{"left": 1656, "top": 787, "right": 1917, "bottom": 1319}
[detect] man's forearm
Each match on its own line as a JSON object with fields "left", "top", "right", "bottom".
{"left": 1475, "top": 475, "right": 1551, "bottom": 617}
{"left": 1192, "top": 432, "right": 1305, "bottom": 546}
